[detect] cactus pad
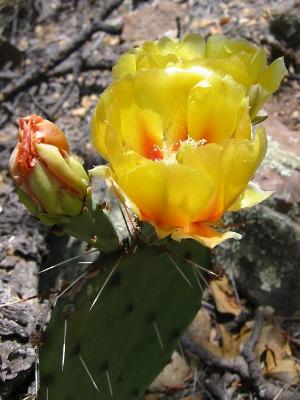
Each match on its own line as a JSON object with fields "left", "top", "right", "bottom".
{"left": 39, "top": 239, "right": 209, "bottom": 400}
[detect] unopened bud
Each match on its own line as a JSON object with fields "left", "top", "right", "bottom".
{"left": 9, "top": 115, "right": 89, "bottom": 224}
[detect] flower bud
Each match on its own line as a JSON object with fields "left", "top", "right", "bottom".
{"left": 9, "top": 115, "right": 89, "bottom": 224}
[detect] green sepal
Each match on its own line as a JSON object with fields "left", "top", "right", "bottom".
{"left": 16, "top": 186, "right": 39, "bottom": 216}
{"left": 59, "top": 190, "right": 84, "bottom": 216}
{"left": 28, "top": 161, "right": 59, "bottom": 214}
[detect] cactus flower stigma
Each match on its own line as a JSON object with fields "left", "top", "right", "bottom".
{"left": 9, "top": 115, "right": 89, "bottom": 224}
{"left": 90, "top": 34, "right": 287, "bottom": 248}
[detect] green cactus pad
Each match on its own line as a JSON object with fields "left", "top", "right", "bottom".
{"left": 39, "top": 239, "right": 209, "bottom": 400}
{"left": 60, "top": 188, "right": 120, "bottom": 253}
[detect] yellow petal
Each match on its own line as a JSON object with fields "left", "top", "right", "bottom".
{"left": 104, "top": 125, "right": 148, "bottom": 175}
{"left": 205, "top": 35, "right": 229, "bottom": 58}
{"left": 117, "top": 161, "right": 213, "bottom": 228}
{"left": 132, "top": 68, "right": 206, "bottom": 146}
{"left": 233, "top": 98, "right": 251, "bottom": 140}
{"left": 89, "top": 165, "right": 113, "bottom": 179}
{"left": 187, "top": 74, "right": 247, "bottom": 142}
{"left": 177, "top": 142, "right": 222, "bottom": 182}
{"left": 258, "top": 57, "right": 288, "bottom": 93}
{"left": 249, "top": 48, "right": 267, "bottom": 83}
{"left": 112, "top": 52, "right": 137, "bottom": 80}
{"left": 228, "top": 182, "right": 273, "bottom": 211}
{"left": 176, "top": 143, "right": 223, "bottom": 221}
{"left": 177, "top": 33, "right": 205, "bottom": 60}
{"left": 171, "top": 223, "right": 242, "bottom": 249}
{"left": 119, "top": 105, "right": 164, "bottom": 159}
{"left": 90, "top": 92, "right": 121, "bottom": 159}
{"left": 221, "top": 127, "right": 268, "bottom": 211}
{"left": 94, "top": 68, "right": 213, "bottom": 154}
{"left": 248, "top": 84, "right": 269, "bottom": 119}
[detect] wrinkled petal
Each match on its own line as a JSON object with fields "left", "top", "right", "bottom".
{"left": 112, "top": 52, "right": 137, "bottom": 80}
{"left": 171, "top": 223, "right": 242, "bottom": 249}
{"left": 176, "top": 33, "right": 205, "bottom": 60}
{"left": 92, "top": 68, "right": 215, "bottom": 155}
{"left": 249, "top": 48, "right": 267, "bottom": 83}
{"left": 228, "top": 182, "right": 273, "bottom": 211}
{"left": 258, "top": 57, "right": 288, "bottom": 93}
{"left": 187, "top": 74, "right": 248, "bottom": 143}
{"left": 221, "top": 127, "right": 267, "bottom": 211}
{"left": 118, "top": 161, "right": 214, "bottom": 227}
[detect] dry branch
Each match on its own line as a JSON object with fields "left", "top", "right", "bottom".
{"left": 0, "top": 0, "right": 123, "bottom": 103}
{"left": 182, "top": 307, "right": 300, "bottom": 400}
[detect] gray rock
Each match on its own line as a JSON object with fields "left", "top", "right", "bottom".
{"left": 212, "top": 205, "right": 300, "bottom": 316}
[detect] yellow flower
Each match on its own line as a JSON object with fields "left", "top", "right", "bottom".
{"left": 113, "top": 33, "right": 287, "bottom": 119}
{"left": 90, "top": 36, "right": 285, "bottom": 248}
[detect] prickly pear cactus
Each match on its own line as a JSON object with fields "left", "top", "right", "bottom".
{"left": 60, "top": 188, "right": 120, "bottom": 254}
{"left": 39, "top": 239, "right": 209, "bottom": 400}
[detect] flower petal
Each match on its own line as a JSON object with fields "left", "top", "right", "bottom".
{"left": 228, "top": 182, "right": 273, "bottom": 211}
{"left": 171, "top": 223, "right": 242, "bottom": 249}
{"left": 117, "top": 161, "right": 214, "bottom": 227}
{"left": 258, "top": 57, "right": 288, "bottom": 93}
{"left": 221, "top": 127, "right": 267, "bottom": 211}
{"left": 187, "top": 74, "right": 248, "bottom": 143}
{"left": 176, "top": 33, "right": 205, "bottom": 60}
{"left": 112, "top": 52, "right": 137, "bottom": 80}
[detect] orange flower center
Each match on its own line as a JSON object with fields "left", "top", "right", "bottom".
{"left": 17, "top": 115, "right": 43, "bottom": 178}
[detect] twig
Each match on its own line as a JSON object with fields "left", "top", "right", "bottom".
{"left": 49, "top": 53, "right": 82, "bottom": 119}
{"left": 181, "top": 335, "right": 249, "bottom": 379}
{"left": 176, "top": 16, "right": 181, "bottom": 39}
{"left": 28, "top": 90, "right": 53, "bottom": 120}
{"left": 241, "top": 306, "right": 268, "bottom": 395}
{"left": 181, "top": 308, "right": 300, "bottom": 400}
{"left": 48, "top": 58, "right": 114, "bottom": 78}
{"left": 0, "top": 0, "right": 124, "bottom": 103}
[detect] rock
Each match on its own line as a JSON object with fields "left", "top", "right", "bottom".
{"left": 269, "top": 0, "right": 300, "bottom": 49}
{"left": 0, "top": 177, "right": 48, "bottom": 399}
{"left": 212, "top": 117, "right": 300, "bottom": 316}
{"left": 268, "top": 0, "right": 300, "bottom": 71}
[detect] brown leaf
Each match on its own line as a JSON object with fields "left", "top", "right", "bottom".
{"left": 255, "top": 320, "right": 300, "bottom": 383}
{"left": 149, "top": 352, "right": 192, "bottom": 392}
{"left": 210, "top": 276, "right": 243, "bottom": 316}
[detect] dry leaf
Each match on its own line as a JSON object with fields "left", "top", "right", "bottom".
{"left": 219, "top": 323, "right": 251, "bottom": 358}
{"left": 188, "top": 308, "right": 211, "bottom": 345}
{"left": 266, "top": 358, "right": 300, "bottom": 384}
{"left": 210, "top": 276, "right": 243, "bottom": 316}
{"left": 219, "top": 16, "right": 230, "bottom": 26}
{"left": 255, "top": 320, "right": 300, "bottom": 383}
{"left": 149, "top": 352, "right": 192, "bottom": 392}
{"left": 144, "top": 395, "right": 163, "bottom": 400}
